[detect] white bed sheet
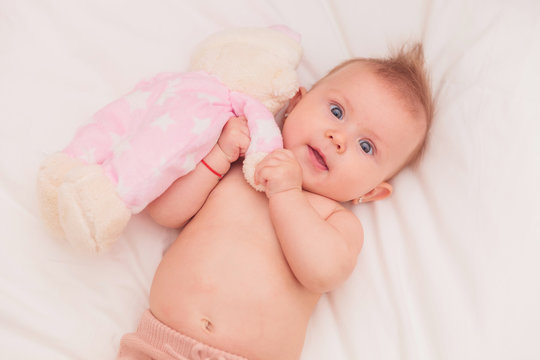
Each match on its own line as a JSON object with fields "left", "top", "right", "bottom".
{"left": 1, "top": 0, "right": 539, "bottom": 359}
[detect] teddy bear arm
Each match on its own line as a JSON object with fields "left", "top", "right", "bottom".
{"left": 230, "top": 91, "right": 283, "bottom": 155}
{"left": 230, "top": 91, "right": 283, "bottom": 192}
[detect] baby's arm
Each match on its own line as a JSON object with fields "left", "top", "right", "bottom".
{"left": 147, "top": 116, "right": 250, "bottom": 228}
{"left": 255, "top": 149, "right": 364, "bottom": 294}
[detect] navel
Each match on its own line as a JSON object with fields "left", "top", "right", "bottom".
{"left": 201, "top": 317, "right": 214, "bottom": 333}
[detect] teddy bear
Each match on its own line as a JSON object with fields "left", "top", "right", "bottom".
{"left": 36, "top": 26, "right": 302, "bottom": 252}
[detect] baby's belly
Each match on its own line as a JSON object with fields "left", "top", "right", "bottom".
{"left": 149, "top": 168, "right": 319, "bottom": 360}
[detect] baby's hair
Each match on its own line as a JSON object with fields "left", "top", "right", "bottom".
{"left": 323, "top": 43, "right": 434, "bottom": 179}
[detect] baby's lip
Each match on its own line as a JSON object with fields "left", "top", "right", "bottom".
{"left": 308, "top": 145, "right": 328, "bottom": 171}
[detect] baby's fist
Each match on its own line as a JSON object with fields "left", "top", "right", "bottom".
{"left": 254, "top": 149, "right": 303, "bottom": 197}
{"left": 217, "top": 116, "right": 251, "bottom": 163}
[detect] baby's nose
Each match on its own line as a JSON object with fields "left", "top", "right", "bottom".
{"left": 325, "top": 130, "right": 346, "bottom": 154}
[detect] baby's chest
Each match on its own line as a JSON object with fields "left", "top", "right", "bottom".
{"left": 181, "top": 174, "right": 284, "bottom": 269}
{"left": 209, "top": 164, "right": 338, "bottom": 222}
{"left": 205, "top": 168, "right": 274, "bottom": 232}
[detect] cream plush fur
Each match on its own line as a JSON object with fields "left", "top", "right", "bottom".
{"left": 36, "top": 26, "right": 302, "bottom": 252}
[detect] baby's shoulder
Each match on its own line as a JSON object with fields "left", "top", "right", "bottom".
{"left": 303, "top": 191, "right": 351, "bottom": 219}
{"left": 305, "top": 191, "right": 364, "bottom": 250}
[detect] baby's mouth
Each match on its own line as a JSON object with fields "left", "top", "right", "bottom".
{"left": 308, "top": 145, "right": 328, "bottom": 171}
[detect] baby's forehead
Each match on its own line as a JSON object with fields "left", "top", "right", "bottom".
{"left": 343, "top": 62, "right": 426, "bottom": 124}
{"left": 319, "top": 62, "right": 395, "bottom": 97}
{"left": 323, "top": 63, "right": 420, "bottom": 109}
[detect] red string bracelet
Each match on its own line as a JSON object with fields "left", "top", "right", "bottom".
{"left": 201, "top": 159, "right": 223, "bottom": 180}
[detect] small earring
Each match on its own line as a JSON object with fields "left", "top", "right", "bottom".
{"left": 352, "top": 197, "right": 363, "bottom": 205}
{"left": 284, "top": 112, "right": 289, "bottom": 118}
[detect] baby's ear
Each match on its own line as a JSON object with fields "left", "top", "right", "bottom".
{"left": 284, "top": 87, "right": 306, "bottom": 115}
{"left": 360, "top": 182, "right": 393, "bottom": 203}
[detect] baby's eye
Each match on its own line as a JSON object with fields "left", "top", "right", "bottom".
{"left": 359, "top": 139, "right": 374, "bottom": 155}
{"left": 330, "top": 104, "right": 343, "bottom": 120}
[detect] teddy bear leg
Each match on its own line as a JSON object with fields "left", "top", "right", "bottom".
{"left": 57, "top": 165, "right": 131, "bottom": 253}
{"left": 36, "top": 152, "right": 86, "bottom": 236}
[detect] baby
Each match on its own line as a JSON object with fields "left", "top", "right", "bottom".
{"left": 117, "top": 44, "right": 433, "bottom": 360}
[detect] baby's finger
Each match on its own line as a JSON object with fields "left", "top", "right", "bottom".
{"left": 262, "top": 150, "right": 285, "bottom": 163}
{"left": 254, "top": 159, "right": 274, "bottom": 185}
{"left": 273, "top": 148, "right": 295, "bottom": 160}
{"left": 255, "top": 156, "right": 280, "bottom": 171}
{"left": 254, "top": 164, "right": 266, "bottom": 186}
{"left": 240, "top": 126, "right": 251, "bottom": 138}
{"left": 239, "top": 136, "right": 251, "bottom": 157}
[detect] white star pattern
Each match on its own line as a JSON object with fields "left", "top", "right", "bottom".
{"left": 255, "top": 118, "right": 281, "bottom": 139}
{"left": 109, "top": 132, "right": 131, "bottom": 158}
{"left": 152, "top": 157, "right": 168, "bottom": 178}
{"left": 249, "top": 118, "right": 279, "bottom": 146}
{"left": 124, "top": 89, "right": 152, "bottom": 112}
{"left": 80, "top": 147, "right": 96, "bottom": 164}
{"left": 191, "top": 116, "right": 211, "bottom": 134}
{"left": 197, "top": 92, "right": 221, "bottom": 105}
{"left": 156, "top": 78, "right": 183, "bottom": 106}
{"left": 151, "top": 113, "right": 176, "bottom": 132}
{"left": 113, "top": 140, "right": 131, "bottom": 158}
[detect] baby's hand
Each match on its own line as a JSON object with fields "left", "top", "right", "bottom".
{"left": 217, "top": 116, "right": 251, "bottom": 163}
{"left": 254, "top": 149, "right": 303, "bottom": 197}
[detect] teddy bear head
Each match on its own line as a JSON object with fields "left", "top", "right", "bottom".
{"left": 189, "top": 26, "right": 302, "bottom": 114}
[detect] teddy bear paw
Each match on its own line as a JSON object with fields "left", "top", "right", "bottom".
{"left": 36, "top": 152, "right": 86, "bottom": 237}
{"left": 242, "top": 152, "right": 269, "bottom": 192}
{"left": 57, "top": 165, "right": 131, "bottom": 253}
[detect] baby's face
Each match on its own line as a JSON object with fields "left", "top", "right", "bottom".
{"left": 282, "top": 62, "right": 426, "bottom": 202}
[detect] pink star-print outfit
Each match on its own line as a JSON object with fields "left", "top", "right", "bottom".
{"left": 63, "top": 71, "right": 282, "bottom": 213}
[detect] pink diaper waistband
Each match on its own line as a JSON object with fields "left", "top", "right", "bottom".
{"left": 118, "top": 310, "right": 248, "bottom": 360}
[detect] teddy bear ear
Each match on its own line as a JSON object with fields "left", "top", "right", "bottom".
{"left": 256, "top": 67, "right": 299, "bottom": 114}
{"left": 272, "top": 69, "right": 299, "bottom": 98}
